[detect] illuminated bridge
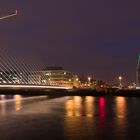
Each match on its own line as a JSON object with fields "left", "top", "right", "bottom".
{"left": 0, "top": 10, "right": 77, "bottom": 93}
{"left": 0, "top": 42, "right": 74, "bottom": 92}
{"left": 0, "top": 47, "right": 74, "bottom": 91}
{"left": 0, "top": 48, "right": 73, "bottom": 92}
{"left": 0, "top": 48, "right": 75, "bottom": 91}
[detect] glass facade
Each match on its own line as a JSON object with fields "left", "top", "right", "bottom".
{"left": 28, "top": 67, "right": 79, "bottom": 87}
{"left": 0, "top": 71, "right": 22, "bottom": 84}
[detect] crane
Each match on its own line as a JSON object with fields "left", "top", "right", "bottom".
{"left": 0, "top": 10, "right": 18, "bottom": 20}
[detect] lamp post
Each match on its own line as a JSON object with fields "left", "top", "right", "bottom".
{"left": 88, "top": 77, "right": 91, "bottom": 87}
{"left": 118, "top": 76, "right": 122, "bottom": 88}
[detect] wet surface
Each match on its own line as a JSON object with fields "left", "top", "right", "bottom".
{"left": 0, "top": 95, "right": 140, "bottom": 140}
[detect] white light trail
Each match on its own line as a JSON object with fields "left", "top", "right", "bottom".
{"left": 0, "top": 10, "right": 18, "bottom": 20}
{"left": 0, "top": 84, "right": 72, "bottom": 90}
{"left": 0, "top": 95, "right": 47, "bottom": 104}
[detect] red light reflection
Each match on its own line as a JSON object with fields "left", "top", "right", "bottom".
{"left": 99, "top": 97, "right": 106, "bottom": 118}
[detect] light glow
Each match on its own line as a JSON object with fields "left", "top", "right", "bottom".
{"left": 0, "top": 84, "right": 72, "bottom": 90}
{"left": 0, "top": 10, "right": 18, "bottom": 20}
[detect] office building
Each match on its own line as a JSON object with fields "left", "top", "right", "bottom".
{"left": 28, "top": 67, "right": 79, "bottom": 88}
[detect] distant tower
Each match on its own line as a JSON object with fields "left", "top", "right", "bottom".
{"left": 136, "top": 54, "right": 140, "bottom": 87}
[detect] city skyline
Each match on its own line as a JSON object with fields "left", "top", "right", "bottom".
{"left": 0, "top": 0, "right": 140, "bottom": 84}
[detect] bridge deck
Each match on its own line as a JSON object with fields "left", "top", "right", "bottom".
{"left": 0, "top": 84, "right": 72, "bottom": 90}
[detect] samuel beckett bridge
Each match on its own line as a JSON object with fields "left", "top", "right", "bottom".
{"left": 0, "top": 47, "right": 73, "bottom": 91}
{"left": 0, "top": 10, "right": 73, "bottom": 92}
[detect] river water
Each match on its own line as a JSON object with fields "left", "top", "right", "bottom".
{"left": 0, "top": 95, "right": 140, "bottom": 140}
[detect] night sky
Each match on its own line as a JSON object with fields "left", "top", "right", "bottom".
{"left": 0, "top": 0, "right": 140, "bottom": 84}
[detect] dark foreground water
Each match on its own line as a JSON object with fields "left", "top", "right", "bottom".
{"left": 0, "top": 95, "right": 140, "bottom": 140}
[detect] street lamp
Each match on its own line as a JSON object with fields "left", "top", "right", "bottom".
{"left": 88, "top": 77, "right": 91, "bottom": 86}
{"left": 118, "top": 76, "right": 122, "bottom": 88}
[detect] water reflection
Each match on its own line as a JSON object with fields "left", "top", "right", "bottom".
{"left": 65, "top": 96, "right": 107, "bottom": 118}
{"left": 65, "top": 96, "right": 81, "bottom": 117}
{"left": 65, "top": 96, "right": 94, "bottom": 117}
{"left": 0, "top": 95, "right": 6, "bottom": 115}
{"left": 64, "top": 96, "right": 95, "bottom": 139}
{"left": 99, "top": 97, "right": 106, "bottom": 118}
{"left": 0, "top": 94, "right": 23, "bottom": 114}
{"left": 14, "top": 95, "right": 22, "bottom": 111}
{"left": 115, "top": 97, "right": 127, "bottom": 118}
{"left": 0, "top": 94, "right": 6, "bottom": 102}
{"left": 114, "top": 97, "right": 128, "bottom": 137}
{"left": 98, "top": 97, "right": 107, "bottom": 135}
{"left": 0, "top": 95, "right": 139, "bottom": 139}
{"left": 64, "top": 96, "right": 130, "bottom": 139}
{"left": 85, "top": 96, "right": 94, "bottom": 117}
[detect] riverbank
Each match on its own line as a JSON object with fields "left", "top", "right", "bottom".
{"left": 65, "top": 89, "right": 140, "bottom": 97}
{"left": 0, "top": 88, "right": 140, "bottom": 97}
